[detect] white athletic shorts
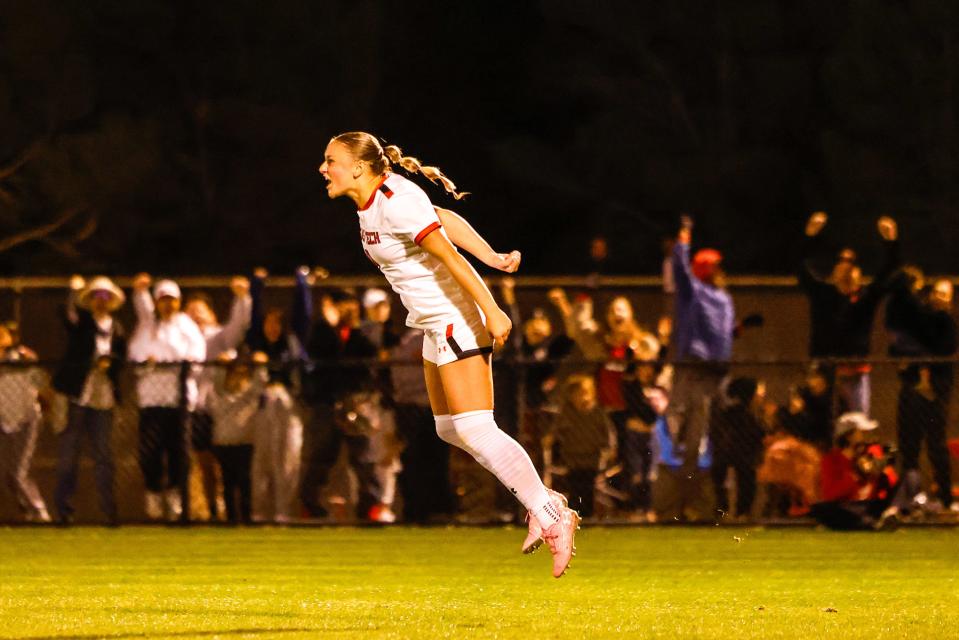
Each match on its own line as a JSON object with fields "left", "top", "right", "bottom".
{"left": 422, "top": 313, "right": 493, "bottom": 367}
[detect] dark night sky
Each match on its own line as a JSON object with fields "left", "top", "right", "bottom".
{"left": 2, "top": 1, "right": 959, "bottom": 276}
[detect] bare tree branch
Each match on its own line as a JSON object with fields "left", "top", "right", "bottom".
{"left": 0, "top": 206, "right": 85, "bottom": 254}
{"left": 0, "top": 143, "right": 43, "bottom": 182}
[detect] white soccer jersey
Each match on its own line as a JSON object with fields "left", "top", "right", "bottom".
{"left": 357, "top": 173, "right": 483, "bottom": 329}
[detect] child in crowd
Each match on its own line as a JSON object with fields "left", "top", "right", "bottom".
{"left": 545, "top": 375, "right": 616, "bottom": 518}
{"left": 709, "top": 377, "right": 769, "bottom": 521}
{"left": 207, "top": 351, "right": 268, "bottom": 524}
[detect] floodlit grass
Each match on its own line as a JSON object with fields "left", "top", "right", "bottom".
{"left": 1, "top": 525, "right": 957, "bottom": 639}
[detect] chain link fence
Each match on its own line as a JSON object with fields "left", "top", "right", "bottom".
{"left": 1, "top": 355, "right": 957, "bottom": 526}
{"left": 1, "top": 277, "right": 957, "bottom": 526}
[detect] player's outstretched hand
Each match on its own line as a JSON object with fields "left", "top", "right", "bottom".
{"left": 490, "top": 250, "right": 522, "bottom": 273}
{"left": 486, "top": 307, "right": 512, "bottom": 351}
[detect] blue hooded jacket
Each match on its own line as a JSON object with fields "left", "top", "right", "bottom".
{"left": 671, "top": 241, "right": 735, "bottom": 362}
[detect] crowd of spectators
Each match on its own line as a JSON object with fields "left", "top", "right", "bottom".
{"left": 1, "top": 214, "right": 958, "bottom": 528}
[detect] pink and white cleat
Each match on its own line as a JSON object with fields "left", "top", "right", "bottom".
{"left": 521, "top": 489, "right": 568, "bottom": 554}
{"left": 542, "top": 506, "right": 581, "bottom": 578}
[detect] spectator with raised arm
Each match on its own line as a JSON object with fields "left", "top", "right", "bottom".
{"left": 302, "top": 288, "right": 381, "bottom": 521}
{"left": 128, "top": 274, "right": 206, "bottom": 521}
{"left": 0, "top": 324, "right": 50, "bottom": 523}
{"left": 799, "top": 212, "right": 900, "bottom": 414}
{"left": 184, "top": 277, "right": 252, "bottom": 521}
{"left": 51, "top": 276, "right": 127, "bottom": 525}
{"left": 669, "top": 216, "right": 734, "bottom": 476}
{"left": 245, "top": 268, "right": 309, "bottom": 523}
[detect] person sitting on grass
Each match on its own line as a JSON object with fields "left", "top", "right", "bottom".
{"left": 810, "top": 412, "right": 907, "bottom": 531}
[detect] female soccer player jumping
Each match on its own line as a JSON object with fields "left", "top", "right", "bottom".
{"left": 319, "top": 131, "right": 578, "bottom": 578}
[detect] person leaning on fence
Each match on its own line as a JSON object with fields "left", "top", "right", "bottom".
{"left": 648, "top": 386, "right": 714, "bottom": 523}
{"left": 51, "top": 276, "right": 127, "bottom": 526}
{"left": 358, "top": 287, "right": 402, "bottom": 524}
{"left": 617, "top": 333, "right": 663, "bottom": 519}
{"left": 510, "top": 288, "right": 575, "bottom": 469}
{"left": 543, "top": 374, "right": 616, "bottom": 519}
{"left": 884, "top": 267, "right": 957, "bottom": 513}
{"left": 207, "top": 350, "right": 269, "bottom": 524}
{"left": 799, "top": 212, "right": 900, "bottom": 415}
{"left": 810, "top": 412, "right": 906, "bottom": 531}
{"left": 184, "top": 277, "right": 252, "bottom": 521}
{"left": 303, "top": 288, "right": 382, "bottom": 521}
{"left": 128, "top": 274, "right": 206, "bottom": 521}
{"left": 0, "top": 325, "right": 50, "bottom": 523}
{"left": 774, "top": 363, "right": 833, "bottom": 452}
{"left": 708, "top": 377, "right": 769, "bottom": 522}
{"left": 668, "top": 216, "right": 734, "bottom": 479}
{"left": 244, "top": 267, "right": 309, "bottom": 523}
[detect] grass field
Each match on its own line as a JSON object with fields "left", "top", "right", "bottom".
{"left": 2, "top": 525, "right": 958, "bottom": 639}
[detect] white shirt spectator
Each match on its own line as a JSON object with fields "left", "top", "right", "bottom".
{"left": 128, "top": 290, "right": 206, "bottom": 408}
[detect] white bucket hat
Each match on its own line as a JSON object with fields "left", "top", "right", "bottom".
{"left": 77, "top": 276, "right": 126, "bottom": 311}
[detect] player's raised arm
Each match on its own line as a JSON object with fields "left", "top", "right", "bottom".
{"left": 418, "top": 228, "right": 512, "bottom": 349}
{"left": 434, "top": 207, "right": 521, "bottom": 273}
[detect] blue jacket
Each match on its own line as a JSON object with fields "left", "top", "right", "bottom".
{"left": 652, "top": 415, "right": 712, "bottom": 469}
{"left": 671, "top": 241, "right": 735, "bottom": 362}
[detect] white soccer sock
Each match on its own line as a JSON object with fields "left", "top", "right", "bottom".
{"left": 445, "top": 410, "right": 560, "bottom": 529}
{"left": 434, "top": 414, "right": 466, "bottom": 449}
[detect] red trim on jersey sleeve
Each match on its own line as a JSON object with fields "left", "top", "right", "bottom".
{"left": 414, "top": 221, "right": 442, "bottom": 245}
{"left": 358, "top": 174, "right": 390, "bottom": 212}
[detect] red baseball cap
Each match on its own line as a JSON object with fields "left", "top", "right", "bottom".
{"left": 691, "top": 249, "right": 722, "bottom": 282}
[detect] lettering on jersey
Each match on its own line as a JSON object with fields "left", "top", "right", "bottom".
{"left": 361, "top": 230, "right": 381, "bottom": 245}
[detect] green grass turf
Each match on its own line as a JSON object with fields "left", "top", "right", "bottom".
{"left": 1, "top": 526, "right": 957, "bottom": 639}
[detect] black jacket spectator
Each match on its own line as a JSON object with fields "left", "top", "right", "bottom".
{"left": 799, "top": 233, "right": 899, "bottom": 358}
{"left": 885, "top": 271, "right": 957, "bottom": 393}
{"left": 52, "top": 307, "right": 127, "bottom": 403}
{"left": 307, "top": 316, "right": 377, "bottom": 405}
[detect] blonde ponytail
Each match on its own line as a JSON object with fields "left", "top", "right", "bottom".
{"left": 383, "top": 144, "right": 469, "bottom": 201}
{"left": 332, "top": 132, "right": 469, "bottom": 200}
